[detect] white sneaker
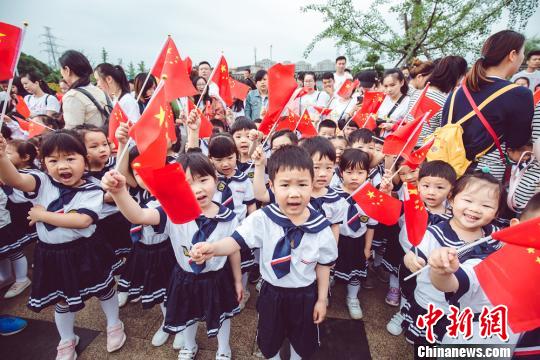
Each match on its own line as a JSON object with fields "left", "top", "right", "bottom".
{"left": 239, "top": 290, "right": 250, "bottom": 310}
{"left": 215, "top": 350, "right": 232, "bottom": 360}
{"left": 178, "top": 345, "right": 198, "bottom": 360}
{"left": 151, "top": 326, "right": 169, "bottom": 347}
{"left": 173, "top": 332, "right": 185, "bottom": 350}
{"left": 117, "top": 292, "right": 128, "bottom": 307}
{"left": 130, "top": 296, "right": 141, "bottom": 303}
{"left": 4, "top": 278, "right": 31, "bottom": 299}
{"left": 386, "top": 311, "right": 404, "bottom": 336}
{"left": 256, "top": 279, "right": 263, "bottom": 292}
{"left": 346, "top": 297, "right": 363, "bottom": 320}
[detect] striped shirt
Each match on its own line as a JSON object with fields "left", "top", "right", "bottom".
{"left": 405, "top": 87, "right": 448, "bottom": 145}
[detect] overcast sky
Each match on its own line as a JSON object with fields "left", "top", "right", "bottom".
{"left": 2, "top": 0, "right": 540, "bottom": 69}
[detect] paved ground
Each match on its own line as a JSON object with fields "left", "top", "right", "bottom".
{"left": 0, "top": 247, "right": 414, "bottom": 359}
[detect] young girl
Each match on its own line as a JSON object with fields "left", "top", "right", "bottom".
{"left": 207, "top": 133, "right": 256, "bottom": 307}
{"left": 334, "top": 148, "right": 377, "bottom": 319}
{"left": 115, "top": 147, "right": 178, "bottom": 348}
{"left": 101, "top": 152, "right": 242, "bottom": 360}
{"left": 402, "top": 171, "right": 504, "bottom": 345}
{"left": 229, "top": 117, "right": 257, "bottom": 178}
{"left": 75, "top": 125, "right": 133, "bottom": 274}
{"left": 0, "top": 130, "right": 126, "bottom": 359}
{"left": 1, "top": 140, "right": 38, "bottom": 299}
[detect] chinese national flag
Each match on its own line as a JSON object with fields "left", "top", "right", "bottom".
{"left": 150, "top": 37, "right": 197, "bottom": 101}
{"left": 403, "top": 183, "right": 428, "bottom": 247}
{"left": 275, "top": 112, "right": 298, "bottom": 132}
{"left": 211, "top": 55, "right": 233, "bottom": 106}
{"left": 352, "top": 182, "right": 402, "bottom": 225}
{"left": 474, "top": 244, "right": 540, "bottom": 333}
{"left": 108, "top": 103, "right": 128, "bottom": 148}
{"left": 129, "top": 84, "right": 171, "bottom": 153}
{"left": 294, "top": 87, "right": 309, "bottom": 99}
{"left": 313, "top": 106, "right": 332, "bottom": 116}
{"left": 258, "top": 63, "right": 298, "bottom": 135}
{"left": 185, "top": 56, "right": 193, "bottom": 76}
{"left": 351, "top": 112, "right": 377, "bottom": 131}
{"left": 405, "top": 138, "right": 435, "bottom": 169}
{"left": 131, "top": 124, "right": 167, "bottom": 170}
{"left": 490, "top": 216, "right": 540, "bottom": 249}
{"left": 15, "top": 95, "right": 30, "bottom": 118}
{"left": 135, "top": 163, "right": 202, "bottom": 224}
{"left": 351, "top": 91, "right": 385, "bottom": 129}
{"left": 409, "top": 85, "right": 441, "bottom": 124}
{"left": 534, "top": 89, "right": 540, "bottom": 107}
{"left": 296, "top": 110, "right": 318, "bottom": 138}
{"left": 17, "top": 118, "right": 29, "bottom": 131}
{"left": 382, "top": 114, "right": 425, "bottom": 158}
{"left": 229, "top": 77, "right": 251, "bottom": 101}
{"left": 337, "top": 79, "right": 359, "bottom": 98}
{"left": 187, "top": 100, "right": 213, "bottom": 138}
{"left": 24, "top": 120, "right": 46, "bottom": 138}
{"left": 0, "top": 22, "right": 22, "bottom": 81}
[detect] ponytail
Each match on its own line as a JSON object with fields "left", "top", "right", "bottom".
{"left": 59, "top": 50, "right": 92, "bottom": 90}
{"left": 21, "top": 72, "right": 56, "bottom": 95}
{"left": 94, "top": 63, "right": 131, "bottom": 98}
{"left": 465, "top": 30, "right": 525, "bottom": 92}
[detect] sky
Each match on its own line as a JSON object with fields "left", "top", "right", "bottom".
{"left": 2, "top": 0, "right": 540, "bottom": 69}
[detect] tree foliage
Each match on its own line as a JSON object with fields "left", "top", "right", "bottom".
{"left": 101, "top": 47, "right": 109, "bottom": 63}
{"left": 302, "top": 0, "right": 538, "bottom": 66}
{"left": 137, "top": 61, "right": 147, "bottom": 73}
{"left": 127, "top": 61, "right": 137, "bottom": 80}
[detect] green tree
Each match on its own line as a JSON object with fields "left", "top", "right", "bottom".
{"left": 17, "top": 53, "right": 52, "bottom": 79}
{"left": 524, "top": 36, "right": 540, "bottom": 60}
{"left": 101, "top": 47, "right": 109, "bottom": 63}
{"left": 127, "top": 61, "right": 137, "bottom": 79}
{"left": 137, "top": 61, "right": 146, "bottom": 73}
{"left": 302, "top": 0, "right": 538, "bottom": 67}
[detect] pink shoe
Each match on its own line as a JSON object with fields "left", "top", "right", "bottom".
{"left": 106, "top": 321, "right": 126, "bottom": 352}
{"left": 385, "top": 287, "right": 400, "bottom": 307}
{"left": 56, "top": 335, "right": 79, "bottom": 360}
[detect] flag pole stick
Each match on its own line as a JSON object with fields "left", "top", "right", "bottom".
{"left": 387, "top": 111, "right": 430, "bottom": 171}
{"left": 135, "top": 35, "right": 170, "bottom": 103}
{"left": 404, "top": 235, "right": 493, "bottom": 281}
{"left": 345, "top": 180, "right": 369, "bottom": 201}
{"left": 195, "top": 55, "right": 221, "bottom": 109}
{"left": 26, "top": 118, "right": 55, "bottom": 132}
{"left": 1, "top": 22, "right": 28, "bottom": 129}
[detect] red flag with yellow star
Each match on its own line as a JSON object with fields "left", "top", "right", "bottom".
{"left": 136, "top": 163, "right": 202, "bottom": 224}
{"left": 337, "top": 79, "right": 359, "bottom": 98}
{"left": 187, "top": 100, "right": 213, "bottom": 138}
{"left": 296, "top": 110, "right": 318, "bottom": 138}
{"left": 150, "top": 37, "right": 197, "bottom": 101}
{"left": 18, "top": 119, "right": 46, "bottom": 138}
{"left": 275, "top": 111, "right": 298, "bottom": 132}
{"left": 108, "top": 103, "right": 128, "bottom": 148}
{"left": 313, "top": 106, "right": 332, "bottom": 116}
{"left": 129, "top": 84, "right": 171, "bottom": 153}
{"left": 491, "top": 216, "right": 540, "bottom": 249}
{"left": 211, "top": 55, "right": 233, "bottom": 106}
{"left": 382, "top": 113, "right": 425, "bottom": 158}
{"left": 408, "top": 85, "right": 441, "bottom": 124}
{"left": 474, "top": 243, "right": 540, "bottom": 333}
{"left": 534, "top": 88, "right": 540, "bottom": 107}
{"left": 131, "top": 124, "right": 167, "bottom": 170}
{"left": 0, "top": 22, "right": 22, "bottom": 81}
{"left": 404, "top": 182, "right": 428, "bottom": 247}
{"left": 351, "top": 91, "right": 385, "bottom": 129}
{"left": 351, "top": 182, "right": 401, "bottom": 225}
{"left": 405, "top": 138, "right": 435, "bottom": 169}
{"left": 229, "top": 77, "right": 251, "bottom": 101}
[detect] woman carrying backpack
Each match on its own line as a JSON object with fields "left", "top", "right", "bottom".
{"left": 439, "top": 30, "right": 534, "bottom": 181}
{"left": 60, "top": 50, "right": 111, "bottom": 129}
{"left": 21, "top": 72, "right": 61, "bottom": 117}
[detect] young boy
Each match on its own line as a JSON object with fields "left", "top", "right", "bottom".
{"left": 318, "top": 119, "right": 337, "bottom": 139}
{"left": 190, "top": 145, "right": 338, "bottom": 360}
{"left": 428, "top": 192, "right": 540, "bottom": 350}
{"left": 230, "top": 117, "right": 257, "bottom": 178}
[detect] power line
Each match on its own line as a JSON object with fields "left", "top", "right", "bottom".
{"left": 40, "top": 26, "right": 62, "bottom": 69}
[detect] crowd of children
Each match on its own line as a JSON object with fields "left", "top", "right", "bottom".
{"left": 0, "top": 28, "right": 539, "bottom": 360}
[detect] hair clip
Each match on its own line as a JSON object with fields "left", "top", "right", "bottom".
{"left": 480, "top": 166, "right": 491, "bottom": 174}
{"left": 479, "top": 55, "right": 486, "bottom": 61}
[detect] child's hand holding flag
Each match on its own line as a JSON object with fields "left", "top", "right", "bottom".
{"left": 101, "top": 170, "right": 127, "bottom": 194}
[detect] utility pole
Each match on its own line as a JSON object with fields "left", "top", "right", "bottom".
{"left": 270, "top": 44, "right": 273, "bottom": 62}
{"left": 41, "top": 26, "right": 61, "bottom": 69}
{"left": 254, "top": 47, "right": 257, "bottom": 67}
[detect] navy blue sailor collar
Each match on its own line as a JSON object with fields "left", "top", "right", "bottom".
{"left": 217, "top": 168, "right": 248, "bottom": 183}
{"left": 262, "top": 203, "right": 331, "bottom": 233}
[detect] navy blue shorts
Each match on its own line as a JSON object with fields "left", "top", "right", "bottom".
{"left": 256, "top": 281, "right": 319, "bottom": 358}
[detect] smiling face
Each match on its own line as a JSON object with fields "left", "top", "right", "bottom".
{"left": 418, "top": 176, "right": 452, "bottom": 212}
{"left": 84, "top": 131, "right": 111, "bottom": 168}
{"left": 185, "top": 168, "right": 217, "bottom": 210}
{"left": 312, "top": 154, "right": 334, "bottom": 190}
{"left": 270, "top": 167, "right": 313, "bottom": 219}
{"left": 43, "top": 150, "right": 86, "bottom": 187}
{"left": 450, "top": 179, "right": 499, "bottom": 233}
{"left": 210, "top": 153, "right": 237, "bottom": 177}
{"left": 232, "top": 129, "right": 251, "bottom": 157}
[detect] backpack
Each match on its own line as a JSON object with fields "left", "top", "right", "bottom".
{"left": 73, "top": 87, "right": 113, "bottom": 128}
{"left": 426, "top": 83, "right": 517, "bottom": 176}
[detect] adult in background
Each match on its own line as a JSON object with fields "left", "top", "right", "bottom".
{"left": 333, "top": 56, "right": 353, "bottom": 92}
{"left": 21, "top": 72, "right": 60, "bottom": 117}
{"left": 297, "top": 71, "right": 331, "bottom": 120}
{"left": 242, "top": 69, "right": 256, "bottom": 90}
{"left": 510, "top": 49, "right": 540, "bottom": 91}
{"left": 441, "top": 30, "right": 533, "bottom": 181}
{"left": 322, "top": 72, "right": 335, "bottom": 99}
{"left": 133, "top": 72, "right": 157, "bottom": 113}
{"left": 244, "top": 70, "right": 268, "bottom": 120}
{"left": 407, "top": 59, "right": 435, "bottom": 96}
{"left": 412, "top": 56, "right": 467, "bottom": 144}
{"left": 94, "top": 63, "right": 140, "bottom": 123}
{"left": 377, "top": 69, "right": 410, "bottom": 137}
{"left": 60, "top": 50, "right": 110, "bottom": 129}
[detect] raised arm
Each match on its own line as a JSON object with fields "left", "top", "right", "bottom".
{"left": 0, "top": 134, "right": 36, "bottom": 192}
{"left": 251, "top": 144, "right": 270, "bottom": 203}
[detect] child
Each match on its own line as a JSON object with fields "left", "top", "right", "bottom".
{"left": 338, "top": 118, "right": 359, "bottom": 141}
{"left": 318, "top": 119, "right": 337, "bottom": 139}
{"left": 348, "top": 129, "right": 385, "bottom": 186}
{"left": 329, "top": 136, "right": 348, "bottom": 188}
{"left": 269, "top": 129, "right": 298, "bottom": 152}
{"left": 190, "top": 145, "right": 338, "bottom": 360}
{"left": 76, "top": 125, "right": 133, "bottom": 272}
{"left": 386, "top": 160, "right": 456, "bottom": 336}
{"left": 334, "top": 148, "right": 377, "bottom": 319}
{"left": 207, "top": 133, "right": 257, "bottom": 307}
{"left": 428, "top": 193, "right": 540, "bottom": 348}
{"left": 230, "top": 117, "right": 257, "bottom": 178}
{"left": 1, "top": 140, "right": 38, "bottom": 299}
{"left": 102, "top": 152, "right": 242, "bottom": 360}
{"left": 0, "top": 130, "right": 126, "bottom": 358}
{"left": 403, "top": 171, "right": 504, "bottom": 345}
